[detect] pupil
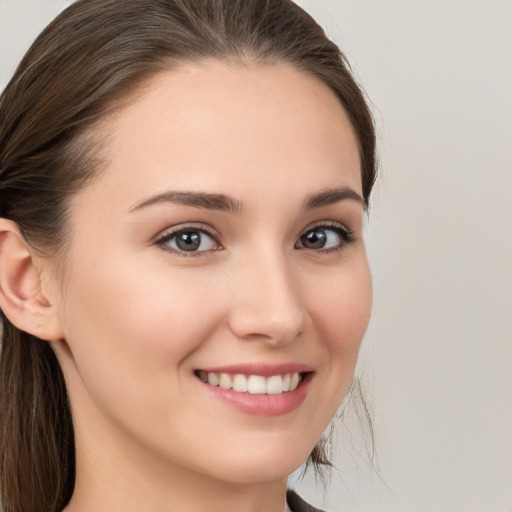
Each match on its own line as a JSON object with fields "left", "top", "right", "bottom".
{"left": 303, "top": 229, "right": 326, "bottom": 249}
{"left": 176, "top": 231, "right": 201, "bottom": 251}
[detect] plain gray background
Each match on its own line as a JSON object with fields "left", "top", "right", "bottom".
{"left": 1, "top": 1, "right": 511, "bottom": 511}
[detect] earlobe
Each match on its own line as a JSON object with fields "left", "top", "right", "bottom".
{"left": 0, "top": 219, "right": 64, "bottom": 341}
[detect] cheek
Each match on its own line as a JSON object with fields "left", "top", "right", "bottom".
{"left": 315, "top": 258, "right": 371, "bottom": 338}
{"left": 59, "top": 256, "right": 223, "bottom": 388}
{"left": 292, "top": 257, "right": 372, "bottom": 445}
{"left": 306, "top": 256, "right": 372, "bottom": 376}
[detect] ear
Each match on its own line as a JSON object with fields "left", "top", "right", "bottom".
{"left": 0, "top": 219, "right": 64, "bottom": 341}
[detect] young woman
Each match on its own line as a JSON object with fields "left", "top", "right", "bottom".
{"left": 0, "top": 1, "right": 377, "bottom": 511}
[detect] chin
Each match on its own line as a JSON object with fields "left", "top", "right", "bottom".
{"left": 194, "top": 435, "right": 316, "bottom": 484}
{"left": 211, "top": 459, "right": 304, "bottom": 485}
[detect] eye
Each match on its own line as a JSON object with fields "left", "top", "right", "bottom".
{"left": 295, "top": 223, "right": 353, "bottom": 251}
{"left": 157, "top": 227, "right": 220, "bottom": 255}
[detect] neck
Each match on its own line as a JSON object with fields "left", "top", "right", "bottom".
{"left": 63, "top": 398, "right": 289, "bottom": 512}
{"left": 66, "top": 470, "right": 288, "bottom": 512}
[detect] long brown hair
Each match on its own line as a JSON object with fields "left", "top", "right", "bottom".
{"left": 0, "top": 1, "right": 377, "bottom": 510}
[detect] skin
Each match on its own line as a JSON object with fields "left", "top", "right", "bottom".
{"left": 16, "top": 62, "right": 372, "bottom": 511}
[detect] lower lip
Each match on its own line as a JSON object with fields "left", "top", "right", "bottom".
{"left": 198, "top": 373, "right": 313, "bottom": 417}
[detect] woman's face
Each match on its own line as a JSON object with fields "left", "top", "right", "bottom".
{"left": 50, "top": 61, "right": 372, "bottom": 485}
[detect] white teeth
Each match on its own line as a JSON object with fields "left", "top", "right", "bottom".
{"left": 199, "top": 371, "right": 303, "bottom": 395}
{"left": 289, "top": 373, "right": 300, "bottom": 391}
{"left": 248, "top": 375, "right": 266, "bottom": 394}
{"left": 207, "top": 372, "right": 219, "bottom": 386}
{"left": 218, "top": 373, "right": 232, "bottom": 390}
{"left": 233, "top": 374, "right": 248, "bottom": 392}
{"left": 282, "top": 374, "right": 291, "bottom": 392}
{"left": 266, "top": 375, "right": 283, "bottom": 395}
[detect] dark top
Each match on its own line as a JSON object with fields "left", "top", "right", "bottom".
{"left": 287, "top": 490, "right": 325, "bottom": 512}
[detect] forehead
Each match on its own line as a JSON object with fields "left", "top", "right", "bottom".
{"left": 79, "top": 61, "right": 362, "bottom": 210}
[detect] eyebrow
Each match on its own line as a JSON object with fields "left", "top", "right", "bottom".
{"left": 302, "top": 187, "right": 366, "bottom": 211}
{"left": 129, "top": 186, "right": 364, "bottom": 214}
{"left": 129, "top": 191, "right": 243, "bottom": 214}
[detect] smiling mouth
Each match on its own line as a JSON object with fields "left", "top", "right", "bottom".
{"left": 195, "top": 370, "right": 305, "bottom": 395}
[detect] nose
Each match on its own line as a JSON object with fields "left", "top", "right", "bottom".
{"left": 227, "top": 251, "right": 311, "bottom": 346}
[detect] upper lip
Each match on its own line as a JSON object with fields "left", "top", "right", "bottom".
{"left": 195, "top": 363, "right": 314, "bottom": 377}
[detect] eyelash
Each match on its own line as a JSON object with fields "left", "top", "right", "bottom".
{"left": 295, "top": 222, "right": 355, "bottom": 254}
{"left": 155, "top": 221, "right": 355, "bottom": 257}
{"left": 155, "top": 224, "right": 222, "bottom": 258}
